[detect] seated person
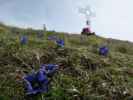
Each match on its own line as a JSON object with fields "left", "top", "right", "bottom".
{"left": 81, "top": 20, "right": 95, "bottom": 35}
{"left": 81, "top": 27, "right": 95, "bottom": 35}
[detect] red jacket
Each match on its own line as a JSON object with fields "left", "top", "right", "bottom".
{"left": 82, "top": 27, "right": 91, "bottom": 33}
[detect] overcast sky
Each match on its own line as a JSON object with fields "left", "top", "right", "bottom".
{"left": 0, "top": 0, "right": 133, "bottom": 41}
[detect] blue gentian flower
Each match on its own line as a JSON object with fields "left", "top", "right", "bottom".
{"left": 44, "top": 64, "right": 59, "bottom": 77}
{"left": 99, "top": 46, "right": 109, "bottom": 56}
{"left": 24, "top": 80, "right": 34, "bottom": 93}
{"left": 40, "top": 64, "right": 58, "bottom": 70}
{"left": 24, "top": 73, "right": 36, "bottom": 82}
{"left": 56, "top": 39, "right": 64, "bottom": 47}
{"left": 20, "top": 36, "right": 28, "bottom": 45}
{"left": 36, "top": 70, "right": 49, "bottom": 84}
{"left": 24, "top": 74, "right": 37, "bottom": 95}
{"left": 47, "top": 36, "right": 57, "bottom": 41}
{"left": 24, "top": 70, "right": 49, "bottom": 95}
{"left": 24, "top": 64, "right": 59, "bottom": 95}
{"left": 40, "top": 64, "right": 59, "bottom": 77}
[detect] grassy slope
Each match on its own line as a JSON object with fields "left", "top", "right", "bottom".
{"left": 0, "top": 25, "right": 133, "bottom": 100}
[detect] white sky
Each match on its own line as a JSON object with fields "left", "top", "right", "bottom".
{"left": 0, "top": 0, "right": 133, "bottom": 41}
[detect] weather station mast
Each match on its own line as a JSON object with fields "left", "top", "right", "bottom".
{"left": 79, "top": 5, "right": 96, "bottom": 35}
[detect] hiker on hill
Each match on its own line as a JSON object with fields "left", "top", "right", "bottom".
{"left": 81, "top": 20, "right": 95, "bottom": 35}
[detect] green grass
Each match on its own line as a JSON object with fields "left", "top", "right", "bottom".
{"left": 0, "top": 24, "right": 133, "bottom": 100}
